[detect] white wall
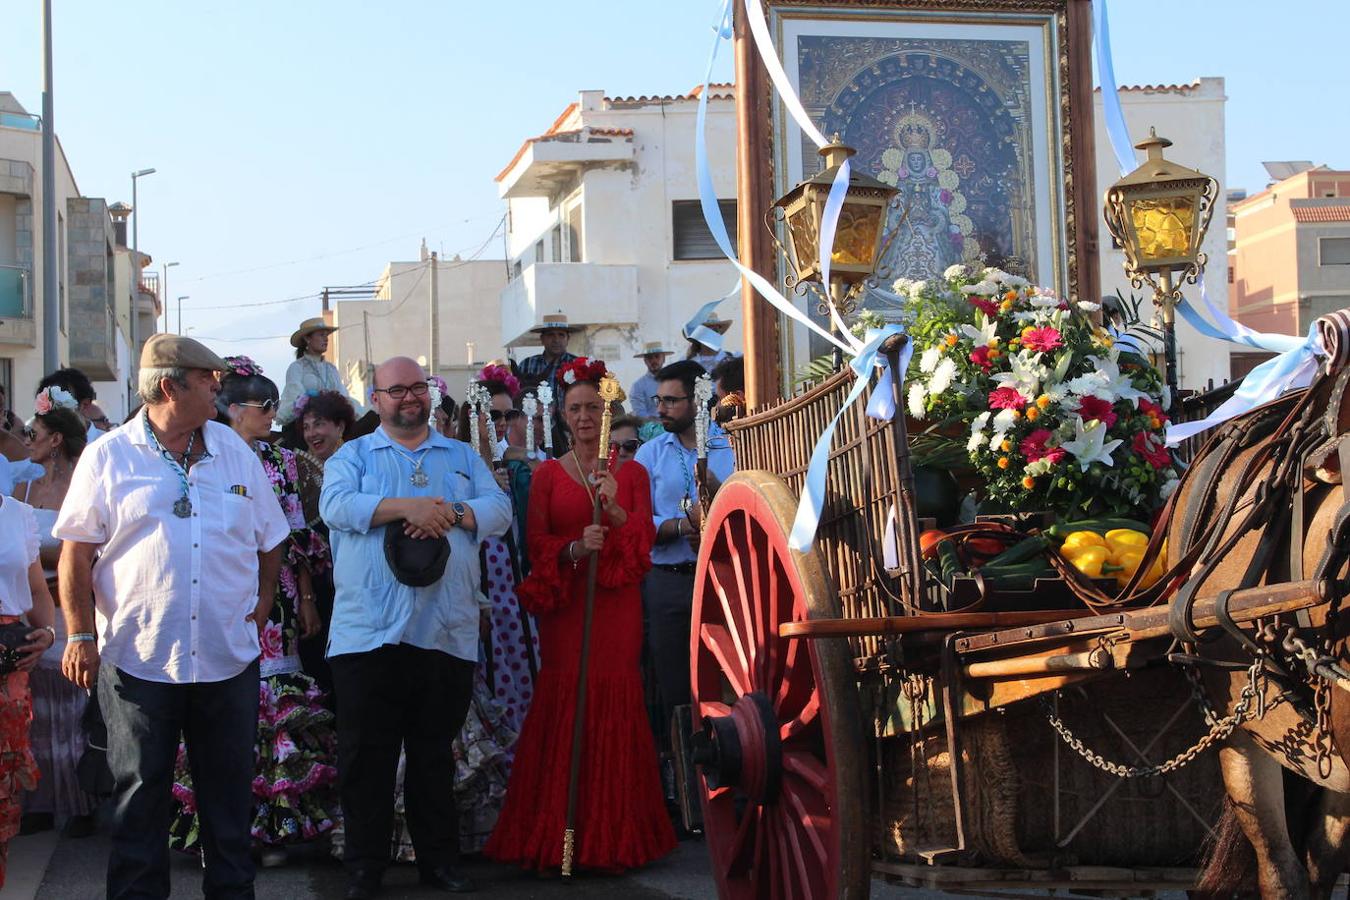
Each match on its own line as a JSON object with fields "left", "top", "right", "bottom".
{"left": 1093, "top": 78, "right": 1231, "bottom": 390}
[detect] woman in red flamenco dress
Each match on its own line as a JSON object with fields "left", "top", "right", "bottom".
{"left": 485, "top": 359, "right": 675, "bottom": 872}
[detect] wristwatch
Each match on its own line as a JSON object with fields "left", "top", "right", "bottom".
{"left": 451, "top": 502, "right": 468, "bottom": 526}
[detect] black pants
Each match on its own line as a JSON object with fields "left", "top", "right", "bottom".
{"left": 642, "top": 568, "right": 695, "bottom": 746}
{"left": 330, "top": 643, "right": 474, "bottom": 877}
{"left": 100, "top": 660, "right": 260, "bottom": 900}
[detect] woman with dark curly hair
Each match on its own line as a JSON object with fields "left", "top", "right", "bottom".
{"left": 167, "top": 358, "right": 340, "bottom": 866}
{"left": 12, "top": 390, "right": 92, "bottom": 838}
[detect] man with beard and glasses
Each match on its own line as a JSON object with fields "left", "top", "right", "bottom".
{"left": 320, "top": 356, "right": 511, "bottom": 899}
{"left": 632, "top": 360, "right": 734, "bottom": 770}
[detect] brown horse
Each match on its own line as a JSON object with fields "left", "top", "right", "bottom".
{"left": 1166, "top": 371, "right": 1350, "bottom": 898}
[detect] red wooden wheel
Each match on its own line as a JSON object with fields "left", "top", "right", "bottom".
{"left": 691, "top": 471, "right": 869, "bottom": 899}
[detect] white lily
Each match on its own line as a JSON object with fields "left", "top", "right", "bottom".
{"left": 967, "top": 410, "right": 991, "bottom": 453}
{"left": 1060, "top": 416, "right": 1123, "bottom": 472}
{"left": 991, "top": 350, "right": 1046, "bottom": 399}
{"left": 1093, "top": 353, "right": 1150, "bottom": 407}
{"left": 960, "top": 314, "right": 998, "bottom": 348}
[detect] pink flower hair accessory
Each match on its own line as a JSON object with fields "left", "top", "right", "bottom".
{"left": 475, "top": 364, "right": 519, "bottom": 396}
{"left": 223, "top": 355, "right": 265, "bottom": 378}
{"left": 33, "top": 385, "right": 78, "bottom": 416}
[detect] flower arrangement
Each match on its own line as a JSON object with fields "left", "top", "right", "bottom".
{"left": 556, "top": 357, "right": 608, "bottom": 387}
{"left": 902, "top": 264, "right": 1179, "bottom": 518}
{"left": 223, "top": 355, "right": 264, "bottom": 378}
{"left": 474, "top": 363, "right": 519, "bottom": 397}
{"left": 33, "top": 385, "right": 78, "bottom": 416}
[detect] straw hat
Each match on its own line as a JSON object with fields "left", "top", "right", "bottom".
{"left": 632, "top": 341, "right": 674, "bottom": 359}
{"left": 529, "top": 312, "right": 584, "bottom": 334}
{"left": 290, "top": 316, "right": 338, "bottom": 349}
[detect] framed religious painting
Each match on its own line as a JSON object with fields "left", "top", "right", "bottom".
{"left": 734, "top": 0, "right": 1099, "bottom": 397}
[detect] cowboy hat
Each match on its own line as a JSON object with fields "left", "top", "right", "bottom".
{"left": 290, "top": 317, "right": 338, "bottom": 349}
{"left": 529, "top": 312, "right": 584, "bottom": 334}
{"left": 683, "top": 313, "right": 733, "bottom": 341}
{"left": 632, "top": 341, "right": 674, "bottom": 359}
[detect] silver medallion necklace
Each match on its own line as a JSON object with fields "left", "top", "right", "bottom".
{"left": 390, "top": 444, "right": 432, "bottom": 487}
{"left": 143, "top": 411, "right": 200, "bottom": 518}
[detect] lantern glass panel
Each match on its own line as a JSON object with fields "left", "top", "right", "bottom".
{"left": 1130, "top": 195, "right": 1196, "bottom": 262}
{"left": 832, "top": 202, "right": 883, "bottom": 267}
{"left": 786, "top": 205, "right": 819, "bottom": 274}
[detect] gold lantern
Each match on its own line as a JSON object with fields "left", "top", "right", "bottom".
{"left": 1102, "top": 128, "right": 1218, "bottom": 409}
{"left": 768, "top": 137, "right": 900, "bottom": 331}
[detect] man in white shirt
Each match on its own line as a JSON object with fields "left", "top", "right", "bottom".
{"left": 54, "top": 334, "right": 289, "bottom": 900}
{"left": 628, "top": 341, "right": 673, "bottom": 420}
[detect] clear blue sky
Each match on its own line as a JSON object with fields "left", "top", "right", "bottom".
{"left": 1, "top": 0, "right": 1345, "bottom": 383}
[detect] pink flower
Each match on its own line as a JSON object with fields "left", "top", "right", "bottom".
{"left": 1021, "top": 327, "right": 1063, "bottom": 353}
{"left": 969, "top": 297, "right": 999, "bottom": 317}
{"left": 260, "top": 620, "right": 284, "bottom": 660}
{"left": 988, "top": 386, "right": 1026, "bottom": 410}
{"left": 34, "top": 393, "right": 51, "bottom": 415}
{"left": 969, "top": 345, "right": 993, "bottom": 372}
{"left": 1019, "top": 429, "right": 1054, "bottom": 462}
{"left": 1133, "top": 431, "right": 1172, "bottom": 469}
{"left": 1076, "top": 395, "right": 1118, "bottom": 428}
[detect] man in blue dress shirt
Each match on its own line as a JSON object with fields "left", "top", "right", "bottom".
{"left": 321, "top": 356, "right": 511, "bottom": 900}
{"left": 632, "top": 360, "right": 735, "bottom": 754}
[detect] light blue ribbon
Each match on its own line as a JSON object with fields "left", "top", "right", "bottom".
{"left": 1166, "top": 321, "right": 1324, "bottom": 446}
{"left": 789, "top": 324, "right": 910, "bottom": 550}
{"left": 1093, "top": 0, "right": 1136, "bottom": 178}
{"left": 682, "top": 284, "right": 741, "bottom": 351}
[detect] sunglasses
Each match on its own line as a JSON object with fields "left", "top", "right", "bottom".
{"left": 236, "top": 399, "right": 278, "bottom": 413}
{"left": 487, "top": 409, "right": 525, "bottom": 423}
{"left": 615, "top": 439, "right": 641, "bottom": 454}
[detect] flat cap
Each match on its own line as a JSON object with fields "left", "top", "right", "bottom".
{"left": 140, "top": 333, "right": 230, "bottom": 372}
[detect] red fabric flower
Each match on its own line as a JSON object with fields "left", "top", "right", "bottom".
{"left": 1138, "top": 398, "right": 1169, "bottom": 423}
{"left": 969, "top": 345, "right": 993, "bottom": 372}
{"left": 988, "top": 386, "right": 1026, "bottom": 410}
{"left": 969, "top": 297, "right": 998, "bottom": 317}
{"left": 1021, "top": 327, "right": 1063, "bottom": 353}
{"left": 1075, "top": 395, "right": 1118, "bottom": 428}
{"left": 1019, "top": 429, "right": 1054, "bottom": 463}
{"left": 1133, "top": 431, "right": 1172, "bottom": 469}
{"left": 556, "top": 356, "right": 609, "bottom": 388}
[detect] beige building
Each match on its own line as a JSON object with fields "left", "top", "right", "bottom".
{"left": 1093, "top": 78, "right": 1231, "bottom": 391}
{"left": 1228, "top": 165, "right": 1350, "bottom": 357}
{"left": 0, "top": 92, "right": 157, "bottom": 418}
{"left": 495, "top": 85, "right": 739, "bottom": 390}
{"left": 329, "top": 246, "right": 508, "bottom": 404}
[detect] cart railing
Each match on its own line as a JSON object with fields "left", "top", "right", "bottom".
{"left": 725, "top": 367, "right": 904, "bottom": 660}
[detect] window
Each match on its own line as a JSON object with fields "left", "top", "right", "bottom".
{"left": 565, "top": 202, "right": 583, "bottom": 263}
{"left": 1321, "top": 237, "right": 1350, "bottom": 266}
{"left": 550, "top": 225, "right": 562, "bottom": 264}
{"left": 512, "top": 260, "right": 522, "bottom": 280}
{"left": 673, "top": 199, "right": 737, "bottom": 260}
{"left": 533, "top": 239, "right": 545, "bottom": 265}
{"left": 1228, "top": 266, "right": 1235, "bottom": 284}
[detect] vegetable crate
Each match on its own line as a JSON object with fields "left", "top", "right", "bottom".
{"left": 684, "top": 352, "right": 1224, "bottom": 899}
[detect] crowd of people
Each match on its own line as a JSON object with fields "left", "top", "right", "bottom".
{"left": 0, "top": 311, "right": 743, "bottom": 899}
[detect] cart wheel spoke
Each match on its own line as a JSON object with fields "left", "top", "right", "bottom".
{"left": 779, "top": 677, "right": 820, "bottom": 739}
{"left": 783, "top": 748, "right": 828, "bottom": 795}
{"left": 723, "top": 513, "right": 761, "bottom": 683}
{"left": 699, "top": 700, "right": 732, "bottom": 720}
{"left": 725, "top": 804, "right": 760, "bottom": 877}
{"left": 776, "top": 806, "right": 809, "bottom": 900}
{"left": 700, "top": 623, "right": 750, "bottom": 698}
{"left": 762, "top": 553, "right": 783, "bottom": 689}
{"left": 707, "top": 559, "right": 752, "bottom": 682}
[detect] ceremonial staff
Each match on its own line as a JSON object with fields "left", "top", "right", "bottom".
{"left": 694, "top": 372, "right": 714, "bottom": 510}
{"left": 561, "top": 372, "right": 624, "bottom": 877}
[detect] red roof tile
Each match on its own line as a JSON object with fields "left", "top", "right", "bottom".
{"left": 1292, "top": 205, "right": 1350, "bottom": 223}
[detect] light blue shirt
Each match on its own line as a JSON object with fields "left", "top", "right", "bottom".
{"left": 629, "top": 372, "right": 660, "bottom": 419}
{"left": 634, "top": 427, "right": 734, "bottom": 565}
{"left": 320, "top": 426, "right": 512, "bottom": 662}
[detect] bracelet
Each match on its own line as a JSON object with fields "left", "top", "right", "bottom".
{"left": 41, "top": 624, "right": 56, "bottom": 641}
{"left": 300, "top": 594, "right": 316, "bottom": 603}
{"left": 68, "top": 632, "right": 96, "bottom": 643}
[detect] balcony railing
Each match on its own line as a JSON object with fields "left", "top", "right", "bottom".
{"left": 0, "top": 111, "right": 40, "bottom": 132}
{"left": 0, "top": 265, "right": 29, "bottom": 317}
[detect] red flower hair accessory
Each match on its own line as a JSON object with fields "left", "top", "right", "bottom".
{"left": 475, "top": 363, "right": 520, "bottom": 396}
{"left": 556, "top": 357, "right": 608, "bottom": 387}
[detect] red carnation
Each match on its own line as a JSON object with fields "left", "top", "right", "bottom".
{"left": 1133, "top": 431, "right": 1171, "bottom": 469}
{"left": 556, "top": 356, "right": 609, "bottom": 387}
{"left": 969, "top": 345, "right": 993, "bottom": 372}
{"left": 1021, "top": 326, "right": 1063, "bottom": 353}
{"left": 969, "top": 297, "right": 999, "bottom": 317}
{"left": 1019, "top": 429, "right": 1054, "bottom": 463}
{"left": 1138, "top": 397, "right": 1169, "bottom": 424}
{"left": 1075, "top": 395, "right": 1118, "bottom": 428}
{"left": 988, "top": 386, "right": 1026, "bottom": 410}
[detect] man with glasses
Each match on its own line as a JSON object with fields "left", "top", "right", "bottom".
{"left": 632, "top": 360, "right": 734, "bottom": 809}
{"left": 321, "top": 356, "right": 511, "bottom": 899}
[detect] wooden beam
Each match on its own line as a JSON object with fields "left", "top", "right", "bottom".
{"left": 1066, "top": 0, "right": 1101, "bottom": 303}
{"left": 779, "top": 609, "right": 1087, "bottom": 639}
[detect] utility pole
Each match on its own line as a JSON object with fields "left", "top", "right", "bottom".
{"left": 428, "top": 252, "right": 439, "bottom": 376}
{"left": 161, "top": 261, "right": 178, "bottom": 333}
{"left": 129, "top": 167, "right": 155, "bottom": 403}
{"left": 40, "top": 0, "right": 58, "bottom": 374}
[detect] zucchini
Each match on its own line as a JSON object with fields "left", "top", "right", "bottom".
{"left": 936, "top": 539, "right": 962, "bottom": 587}
{"left": 981, "top": 535, "right": 1049, "bottom": 569}
{"left": 1048, "top": 517, "right": 1151, "bottom": 538}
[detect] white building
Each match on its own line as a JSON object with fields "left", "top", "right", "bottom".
{"left": 329, "top": 247, "right": 508, "bottom": 404}
{"left": 0, "top": 92, "right": 157, "bottom": 418}
{"left": 495, "top": 86, "right": 739, "bottom": 390}
{"left": 1093, "top": 78, "right": 1231, "bottom": 391}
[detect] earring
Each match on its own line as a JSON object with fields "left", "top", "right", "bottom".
{"left": 49, "top": 450, "right": 57, "bottom": 462}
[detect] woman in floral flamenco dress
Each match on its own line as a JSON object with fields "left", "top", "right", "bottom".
{"left": 168, "top": 358, "right": 340, "bottom": 864}
{"left": 484, "top": 358, "right": 674, "bottom": 872}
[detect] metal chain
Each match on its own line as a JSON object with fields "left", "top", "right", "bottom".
{"left": 1040, "top": 660, "right": 1264, "bottom": 779}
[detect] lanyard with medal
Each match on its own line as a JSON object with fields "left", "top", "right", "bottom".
{"left": 390, "top": 445, "right": 432, "bottom": 487}
{"left": 143, "top": 411, "right": 204, "bottom": 518}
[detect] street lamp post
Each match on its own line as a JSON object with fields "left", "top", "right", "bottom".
{"left": 129, "top": 168, "right": 156, "bottom": 403}
{"left": 1102, "top": 129, "right": 1217, "bottom": 413}
{"left": 177, "top": 296, "right": 189, "bottom": 335}
{"left": 161, "top": 261, "right": 179, "bottom": 334}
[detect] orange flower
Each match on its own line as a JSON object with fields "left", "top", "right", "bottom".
{"left": 1022, "top": 475, "right": 1036, "bottom": 489}
{"left": 1004, "top": 290, "right": 1018, "bottom": 302}
{"left": 1010, "top": 409, "right": 1022, "bottom": 419}
{"left": 988, "top": 348, "right": 1001, "bottom": 359}
{"left": 1000, "top": 439, "right": 1012, "bottom": 452}
{"left": 1036, "top": 394, "right": 1051, "bottom": 409}
{"left": 945, "top": 333, "right": 959, "bottom": 347}
{"left": 1025, "top": 407, "right": 1040, "bottom": 422}
{"left": 997, "top": 456, "right": 1011, "bottom": 470}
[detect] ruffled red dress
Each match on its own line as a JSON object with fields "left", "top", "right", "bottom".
{"left": 484, "top": 458, "right": 675, "bottom": 872}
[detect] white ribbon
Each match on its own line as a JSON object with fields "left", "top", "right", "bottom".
{"left": 682, "top": 284, "right": 741, "bottom": 352}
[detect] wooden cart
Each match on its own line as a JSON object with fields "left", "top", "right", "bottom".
{"left": 682, "top": 354, "right": 1306, "bottom": 898}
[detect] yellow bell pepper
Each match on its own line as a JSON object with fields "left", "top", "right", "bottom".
{"left": 1061, "top": 531, "right": 1106, "bottom": 554}
{"left": 1104, "top": 528, "right": 1150, "bottom": 558}
{"left": 1068, "top": 545, "right": 1112, "bottom": 578}
{"left": 1113, "top": 548, "right": 1166, "bottom": 589}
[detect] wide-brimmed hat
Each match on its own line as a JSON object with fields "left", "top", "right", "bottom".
{"left": 529, "top": 313, "right": 584, "bottom": 334}
{"left": 140, "top": 333, "right": 230, "bottom": 372}
{"left": 683, "top": 313, "right": 733, "bottom": 340}
{"left": 290, "top": 317, "right": 338, "bottom": 349}
{"left": 633, "top": 341, "right": 674, "bottom": 359}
